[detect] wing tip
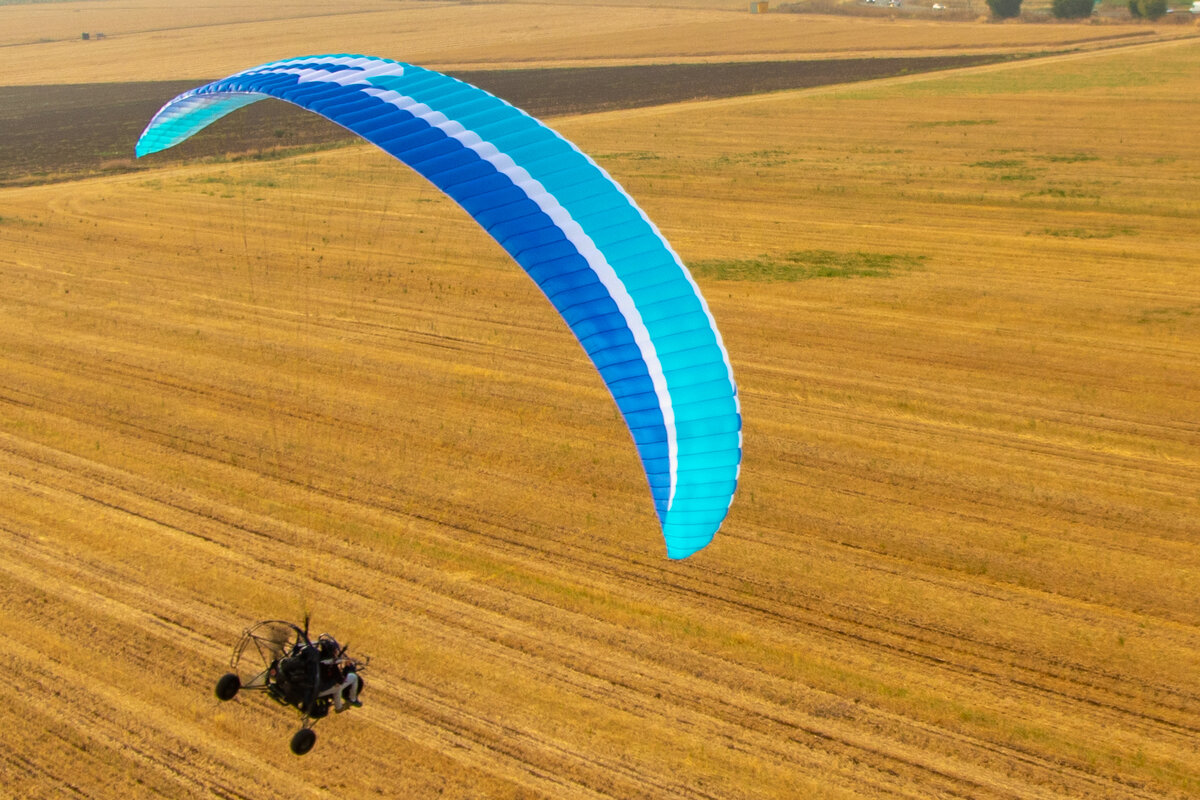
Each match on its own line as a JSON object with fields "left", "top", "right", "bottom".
{"left": 662, "top": 522, "right": 721, "bottom": 560}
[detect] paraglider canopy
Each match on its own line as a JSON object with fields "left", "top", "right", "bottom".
{"left": 138, "top": 55, "right": 741, "bottom": 558}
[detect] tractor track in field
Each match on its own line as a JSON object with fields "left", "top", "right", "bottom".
{"left": 9, "top": 308, "right": 1200, "bottom": 734}
{"left": 2, "top": 392, "right": 1195, "bottom": 799}
{"left": 0, "top": 440, "right": 889, "bottom": 799}
{"left": 5, "top": 257, "right": 1197, "bottom": 666}
{"left": 10, "top": 325, "right": 1197, "bottom": 708}
{"left": 760, "top": 408, "right": 1197, "bottom": 549}
{"left": 452, "top": 520, "right": 1200, "bottom": 791}
{"left": 0, "top": 491, "right": 1002, "bottom": 800}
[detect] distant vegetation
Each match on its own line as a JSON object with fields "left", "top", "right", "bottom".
{"left": 1128, "top": 0, "right": 1168, "bottom": 17}
{"left": 987, "top": 0, "right": 1024, "bottom": 17}
{"left": 1051, "top": 0, "right": 1097, "bottom": 16}
{"left": 777, "top": 0, "right": 1191, "bottom": 19}
{"left": 776, "top": 0, "right": 980, "bottom": 20}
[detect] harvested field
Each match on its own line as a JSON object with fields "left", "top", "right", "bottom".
{"left": 0, "top": 56, "right": 1013, "bottom": 186}
{"left": 1, "top": 7, "right": 1199, "bottom": 800}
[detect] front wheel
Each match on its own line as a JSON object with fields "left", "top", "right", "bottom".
{"left": 290, "top": 727, "right": 317, "bottom": 756}
{"left": 215, "top": 673, "right": 240, "bottom": 701}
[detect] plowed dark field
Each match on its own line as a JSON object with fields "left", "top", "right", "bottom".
{"left": 0, "top": 55, "right": 1010, "bottom": 185}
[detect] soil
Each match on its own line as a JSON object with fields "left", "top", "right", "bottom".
{"left": 0, "top": 55, "right": 1012, "bottom": 186}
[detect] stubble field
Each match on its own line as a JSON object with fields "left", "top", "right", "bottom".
{"left": 1, "top": 1, "right": 1199, "bottom": 798}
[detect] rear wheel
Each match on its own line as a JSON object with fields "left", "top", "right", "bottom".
{"left": 215, "top": 673, "right": 240, "bottom": 701}
{"left": 290, "top": 727, "right": 317, "bottom": 756}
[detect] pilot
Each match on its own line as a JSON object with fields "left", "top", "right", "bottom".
{"left": 316, "top": 636, "right": 362, "bottom": 712}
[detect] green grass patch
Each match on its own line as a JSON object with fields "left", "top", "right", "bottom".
{"left": 970, "top": 159, "right": 1043, "bottom": 182}
{"left": 184, "top": 174, "right": 280, "bottom": 189}
{"left": 1137, "top": 305, "right": 1199, "bottom": 325}
{"left": 1032, "top": 226, "right": 1137, "bottom": 239}
{"left": 1038, "top": 153, "right": 1100, "bottom": 164}
{"left": 598, "top": 151, "right": 663, "bottom": 162}
{"left": 690, "top": 250, "right": 924, "bottom": 282}
{"left": 971, "top": 159, "right": 1026, "bottom": 169}
{"left": 910, "top": 119, "right": 999, "bottom": 128}
{"left": 1023, "top": 186, "right": 1101, "bottom": 200}
{"left": 712, "top": 148, "right": 796, "bottom": 168}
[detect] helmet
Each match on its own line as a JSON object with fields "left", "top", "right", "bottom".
{"left": 317, "top": 635, "right": 339, "bottom": 659}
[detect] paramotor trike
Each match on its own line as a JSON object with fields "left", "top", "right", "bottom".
{"left": 214, "top": 619, "right": 365, "bottom": 755}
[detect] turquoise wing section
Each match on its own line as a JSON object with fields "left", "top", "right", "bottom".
{"left": 137, "top": 55, "right": 741, "bottom": 558}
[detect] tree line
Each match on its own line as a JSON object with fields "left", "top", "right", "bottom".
{"left": 987, "top": 0, "right": 1169, "bottom": 18}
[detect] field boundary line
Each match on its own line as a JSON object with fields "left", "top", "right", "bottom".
{"left": 574, "top": 35, "right": 1200, "bottom": 123}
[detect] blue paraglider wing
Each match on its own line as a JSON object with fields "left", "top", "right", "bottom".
{"left": 137, "top": 55, "right": 741, "bottom": 558}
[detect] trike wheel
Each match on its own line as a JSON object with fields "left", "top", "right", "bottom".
{"left": 214, "top": 672, "right": 240, "bottom": 701}
{"left": 290, "top": 727, "right": 317, "bottom": 756}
